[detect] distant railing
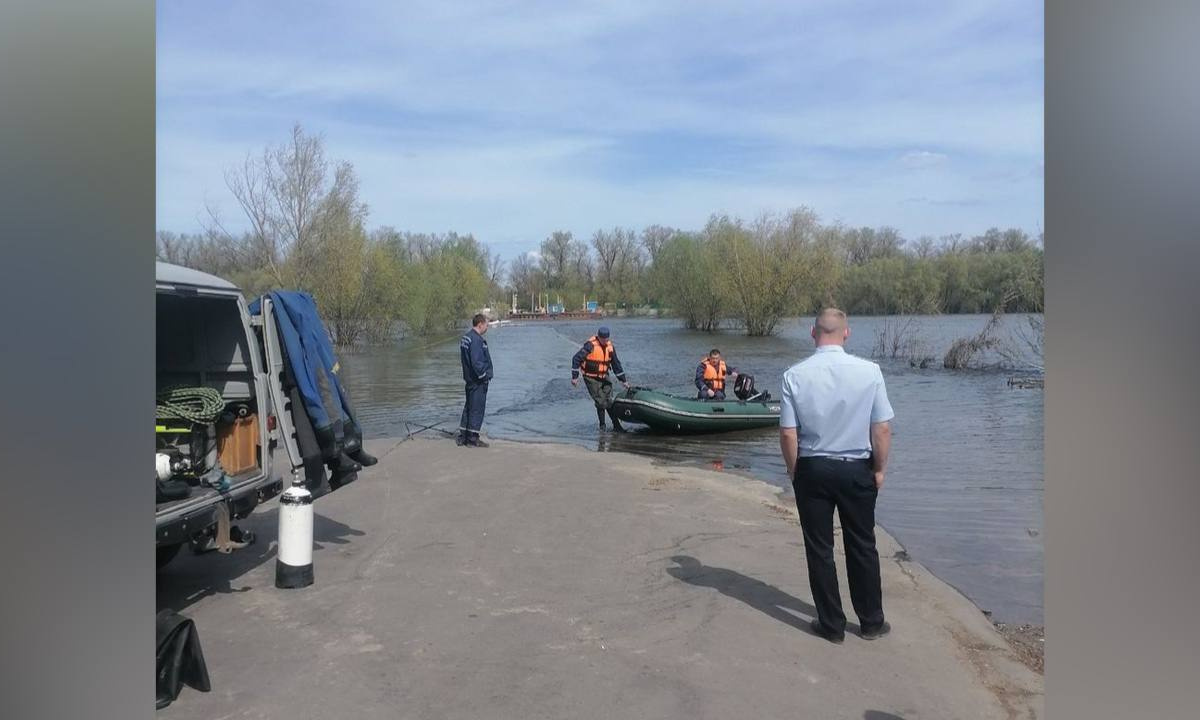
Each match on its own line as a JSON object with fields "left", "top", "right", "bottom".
{"left": 506, "top": 310, "right": 606, "bottom": 320}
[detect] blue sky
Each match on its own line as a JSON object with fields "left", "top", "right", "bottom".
{"left": 157, "top": 1, "right": 1043, "bottom": 260}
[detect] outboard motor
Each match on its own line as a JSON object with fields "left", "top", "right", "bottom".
{"left": 734, "top": 374, "right": 756, "bottom": 400}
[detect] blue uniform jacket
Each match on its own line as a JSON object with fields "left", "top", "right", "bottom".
{"left": 571, "top": 341, "right": 626, "bottom": 382}
{"left": 460, "top": 329, "right": 493, "bottom": 385}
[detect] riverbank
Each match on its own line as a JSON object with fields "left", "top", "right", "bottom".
{"left": 994, "top": 623, "right": 1045, "bottom": 674}
{"left": 158, "top": 435, "right": 1042, "bottom": 719}
{"left": 514, "top": 432, "right": 1047, "bottom": 677}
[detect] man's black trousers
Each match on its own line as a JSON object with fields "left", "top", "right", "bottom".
{"left": 792, "top": 456, "right": 885, "bottom": 636}
{"left": 460, "top": 382, "right": 488, "bottom": 439}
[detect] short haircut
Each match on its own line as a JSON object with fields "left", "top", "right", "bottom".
{"left": 814, "top": 308, "right": 847, "bottom": 335}
{"left": 472, "top": 313, "right": 488, "bottom": 327}
{"left": 709, "top": 348, "right": 721, "bottom": 357}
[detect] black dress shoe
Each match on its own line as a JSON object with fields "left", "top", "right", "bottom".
{"left": 467, "top": 438, "right": 490, "bottom": 448}
{"left": 810, "top": 619, "right": 845, "bottom": 644}
{"left": 860, "top": 620, "right": 891, "bottom": 640}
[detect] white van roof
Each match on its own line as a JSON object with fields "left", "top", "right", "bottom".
{"left": 156, "top": 261, "right": 239, "bottom": 291}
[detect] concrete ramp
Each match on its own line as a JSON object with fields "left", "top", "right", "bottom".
{"left": 156, "top": 437, "right": 1042, "bottom": 720}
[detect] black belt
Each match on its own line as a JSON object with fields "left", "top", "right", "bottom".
{"left": 801, "top": 455, "right": 871, "bottom": 463}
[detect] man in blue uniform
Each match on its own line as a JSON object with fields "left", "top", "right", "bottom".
{"left": 458, "top": 313, "right": 493, "bottom": 448}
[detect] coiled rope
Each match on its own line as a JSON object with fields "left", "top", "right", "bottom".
{"left": 156, "top": 386, "right": 226, "bottom": 424}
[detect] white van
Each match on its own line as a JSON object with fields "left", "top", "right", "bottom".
{"left": 155, "top": 262, "right": 344, "bottom": 568}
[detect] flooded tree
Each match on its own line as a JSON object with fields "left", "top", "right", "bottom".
{"left": 536, "top": 230, "right": 594, "bottom": 304}
{"left": 998, "top": 314, "right": 1044, "bottom": 373}
{"left": 654, "top": 232, "right": 726, "bottom": 331}
{"left": 380, "top": 232, "right": 493, "bottom": 335}
{"left": 539, "top": 230, "right": 574, "bottom": 289}
{"left": 507, "top": 252, "right": 543, "bottom": 308}
{"left": 215, "top": 124, "right": 337, "bottom": 289}
{"left": 640, "top": 224, "right": 680, "bottom": 264}
{"left": 715, "top": 209, "right": 838, "bottom": 336}
{"left": 871, "top": 316, "right": 936, "bottom": 368}
{"left": 943, "top": 310, "right": 1006, "bottom": 369}
{"left": 912, "top": 235, "right": 938, "bottom": 259}
{"left": 840, "top": 225, "right": 905, "bottom": 265}
{"left": 302, "top": 163, "right": 376, "bottom": 345}
{"left": 943, "top": 266, "right": 1044, "bottom": 371}
{"left": 591, "top": 227, "right": 640, "bottom": 304}
{"left": 638, "top": 225, "right": 683, "bottom": 307}
{"left": 160, "top": 127, "right": 497, "bottom": 343}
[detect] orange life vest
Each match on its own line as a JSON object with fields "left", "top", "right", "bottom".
{"left": 582, "top": 337, "right": 614, "bottom": 378}
{"left": 701, "top": 358, "right": 728, "bottom": 391}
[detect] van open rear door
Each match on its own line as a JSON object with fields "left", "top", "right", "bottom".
{"left": 252, "top": 296, "right": 306, "bottom": 485}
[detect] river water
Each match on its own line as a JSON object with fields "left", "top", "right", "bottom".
{"left": 339, "top": 315, "right": 1044, "bottom": 624}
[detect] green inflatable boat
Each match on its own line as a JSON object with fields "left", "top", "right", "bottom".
{"left": 611, "top": 387, "right": 782, "bottom": 433}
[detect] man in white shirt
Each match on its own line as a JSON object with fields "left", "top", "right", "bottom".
{"left": 779, "top": 308, "right": 894, "bottom": 644}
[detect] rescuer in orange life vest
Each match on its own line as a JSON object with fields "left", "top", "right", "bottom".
{"left": 695, "top": 348, "right": 739, "bottom": 400}
{"left": 571, "top": 326, "right": 631, "bottom": 432}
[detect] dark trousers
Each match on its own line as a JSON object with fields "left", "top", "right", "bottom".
{"left": 583, "top": 375, "right": 615, "bottom": 409}
{"left": 459, "top": 382, "right": 488, "bottom": 439}
{"left": 583, "top": 375, "right": 624, "bottom": 427}
{"left": 697, "top": 389, "right": 726, "bottom": 400}
{"left": 793, "top": 456, "right": 884, "bottom": 635}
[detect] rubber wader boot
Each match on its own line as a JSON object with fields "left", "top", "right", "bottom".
{"left": 330, "top": 452, "right": 362, "bottom": 474}
{"left": 607, "top": 408, "right": 626, "bottom": 433}
{"left": 342, "top": 419, "right": 378, "bottom": 466}
{"left": 327, "top": 421, "right": 361, "bottom": 490}
{"left": 597, "top": 407, "right": 607, "bottom": 430}
{"left": 329, "top": 464, "right": 358, "bottom": 491}
{"left": 314, "top": 425, "right": 363, "bottom": 476}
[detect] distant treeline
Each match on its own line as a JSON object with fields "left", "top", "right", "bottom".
{"left": 157, "top": 125, "right": 1043, "bottom": 343}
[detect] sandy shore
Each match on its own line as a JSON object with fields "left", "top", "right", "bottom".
{"left": 157, "top": 435, "right": 1043, "bottom": 720}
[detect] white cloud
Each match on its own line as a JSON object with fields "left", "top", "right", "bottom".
{"left": 900, "top": 151, "right": 950, "bottom": 169}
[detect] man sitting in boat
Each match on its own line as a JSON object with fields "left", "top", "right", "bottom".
{"left": 695, "top": 349, "right": 739, "bottom": 400}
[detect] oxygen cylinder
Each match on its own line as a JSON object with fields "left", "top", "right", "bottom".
{"left": 275, "top": 480, "right": 314, "bottom": 588}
